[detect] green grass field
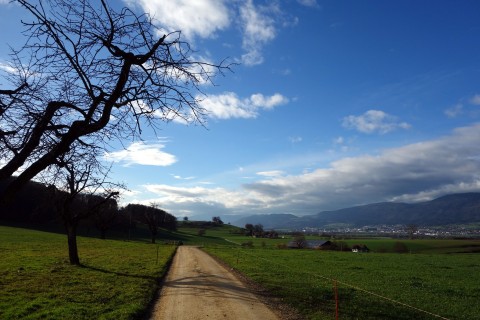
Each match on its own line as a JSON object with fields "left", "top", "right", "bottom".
{"left": 204, "top": 245, "right": 480, "bottom": 320}
{"left": 0, "top": 225, "right": 176, "bottom": 320}
{"left": 2, "top": 223, "right": 480, "bottom": 320}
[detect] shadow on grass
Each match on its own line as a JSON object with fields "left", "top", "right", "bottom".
{"left": 79, "top": 264, "right": 158, "bottom": 281}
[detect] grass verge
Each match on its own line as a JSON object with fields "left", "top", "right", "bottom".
{"left": 0, "top": 225, "right": 176, "bottom": 320}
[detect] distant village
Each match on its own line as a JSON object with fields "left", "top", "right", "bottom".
{"left": 300, "top": 224, "right": 480, "bottom": 239}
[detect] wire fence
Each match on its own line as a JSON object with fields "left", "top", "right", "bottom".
{"left": 206, "top": 244, "right": 456, "bottom": 320}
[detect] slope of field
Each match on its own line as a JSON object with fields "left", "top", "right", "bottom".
{"left": 0, "top": 226, "right": 176, "bottom": 320}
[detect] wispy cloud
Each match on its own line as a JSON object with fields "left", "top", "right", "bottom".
{"left": 470, "top": 94, "right": 480, "bottom": 105}
{"left": 445, "top": 103, "right": 464, "bottom": 118}
{"left": 297, "top": 0, "right": 320, "bottom": 8}
{"left": 104, "top": 141, "right": 177, "bottom": 167}
{"left": 0, "top": 62, "right": 15, "bottom": 73}
{"left": 289, "top": 136, "right": 302, "bottom": 144}
{"left": 239, "top": 0, "right": 277, "bottom": 66}
{"left": 342, "top": 110, "right": 411, "bottom": 134}
{"left": 172, "top": 174, "right": 196, "bottom": 180}
{"left": 256, "top": 170, "right": 285, "bottom": 177}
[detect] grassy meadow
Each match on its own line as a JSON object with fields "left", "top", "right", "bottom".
{"left": 202, "top": 239, "right": 480, "bottom": 320}
{"left": 2, "top": 222, "right": 480, "bottom": 320}
{"left": 0, "top": 225, "right": 176, "bottom": 320}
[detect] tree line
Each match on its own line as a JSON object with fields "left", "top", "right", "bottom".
{"left": 0, "top": 178, "right": 176, "bottom": 264}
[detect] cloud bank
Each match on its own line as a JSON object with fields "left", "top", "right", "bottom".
{"left": 133, "top": 123, "right": 480, "bottom": 218}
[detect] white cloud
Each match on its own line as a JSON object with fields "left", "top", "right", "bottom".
{"left": 334, "top": 136, "right": 344, "bottom": 144}
{"left": 239, "top": 0, "right": 277, "bottom": 66}
{"left": 445, "top": 103, "right": 463, "bottom": 118}
{"left": 172, "top": 174, "right": 196, "bottom": 180}
{"left": 256, "top": 170, "right": 285, "bottom": 177}
{"left": 297, "top": 0, "right": 319, "bottom": 8}
{"left": 130, "top": 0, "right": 230, "bottom": 40}
{"left": 104, "top": 141, "right": 177, "bottom": 167}
{"left": 342, "top": 110, "right": 411, "bottom": 134}
{"left": 142, "top": 184, "right": 263, "bottom": 214}
{"left": 0, "top": 62, "right": 15, "bottom": 73}
{"left": 243, "top": 123, "right": 480, "bottom": 212}
{"left": 289, "top": 136, "right": 302, "bottom": 144}
{"left": 470, "top": 94, "right": 480, "bottom": 105}
{"left": 250, "top": 93, "right": 288, "bottom": 109}
{"left": 198, "top": 92, "right": 288, "bottom": 120}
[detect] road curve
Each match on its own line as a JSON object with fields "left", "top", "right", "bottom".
{"left": 150, "top": 246, "right": 280, "bottom": 320}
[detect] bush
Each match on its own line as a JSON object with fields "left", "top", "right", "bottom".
{"left": 393, "top": 241, "right": 409, "bottom": 253}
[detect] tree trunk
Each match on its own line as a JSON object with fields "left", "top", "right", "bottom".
{"left": 151, "top": 234, "right": 156, "bottom": 244}
{"left": 66, "top": 222, "right": 80, "bottom": 265}
{"left": 100, "top": 229, "right": 106, "bottom": 240}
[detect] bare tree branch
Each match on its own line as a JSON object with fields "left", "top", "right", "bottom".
{"left": 0, "top": 0, "right": 233, "bottom": 201}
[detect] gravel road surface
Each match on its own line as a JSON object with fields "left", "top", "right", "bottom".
{"left": 150, "top": 246, "right": 280, "bottom": 320}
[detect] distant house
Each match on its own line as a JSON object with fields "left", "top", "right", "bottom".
{"left": 352, "top": 244, "right": 370, "bottom": 253}
{"left": 288, "top": 240, "right": 332, "bottom": 249}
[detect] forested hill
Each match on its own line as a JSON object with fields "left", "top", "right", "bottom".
{"left": 233, "top": 193, "right": 480, "bottom": 229}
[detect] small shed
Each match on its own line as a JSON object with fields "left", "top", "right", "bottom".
{"left": 287, "top": 240, "right": 332, "bottom": 249}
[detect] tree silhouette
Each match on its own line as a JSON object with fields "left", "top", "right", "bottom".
{"left": 0, "top": 0, "right": 231, "bottom": 202}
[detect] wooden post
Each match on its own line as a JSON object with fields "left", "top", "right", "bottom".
{"left": 334, "top": 279, "right": 339, "bottom": 320}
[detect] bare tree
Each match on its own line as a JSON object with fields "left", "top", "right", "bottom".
{"left": 91, "top": 196, "right": 118, "bottom": 240}
{"left": 0, "top": 0, "right": 231, "bottom": 202}
{"left": 50, "top": 143, "right": 120, "bottom": 265}
{"left": 142, "top": 202, "right": 169, "bottom": 244}
{"left": 123, "top": 202, "right": 175, "bottom": 244}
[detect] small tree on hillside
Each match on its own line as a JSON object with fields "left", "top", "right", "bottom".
{"left": 50, "top": 144, "right": 120, "bottom": 265}
{"left": 245, "top": 223, "right": 254, "bottom": 236}
{"left": 142, "top": 203, "right": 163, "bottom": 244}
{"left": 212, "top": 216, "right": 223, "bottom": 225}
{"left": 91, "top": 196, "right": 119, "bottom": 240}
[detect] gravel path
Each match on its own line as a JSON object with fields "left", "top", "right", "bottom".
{"left": 150, "top": 246, "right": 280, "bottom": 320}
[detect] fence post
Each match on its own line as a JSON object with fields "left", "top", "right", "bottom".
{"left": 333, "top": 279, "right": 339, "bottom": 320}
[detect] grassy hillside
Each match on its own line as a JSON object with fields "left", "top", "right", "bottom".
{"left": 0, "top": 226, "right": 176, "bottom": 320}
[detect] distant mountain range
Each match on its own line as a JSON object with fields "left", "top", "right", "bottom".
{"left": 231, "top": 193, "right": 480, "bottom": 229}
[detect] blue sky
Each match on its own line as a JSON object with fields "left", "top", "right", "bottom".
{"left": 2, "top": 0, "right": 480, "bottom": 221}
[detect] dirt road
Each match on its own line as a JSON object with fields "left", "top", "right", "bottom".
{"left": 150, "top": 246, "right": 280, "bottom": 320}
